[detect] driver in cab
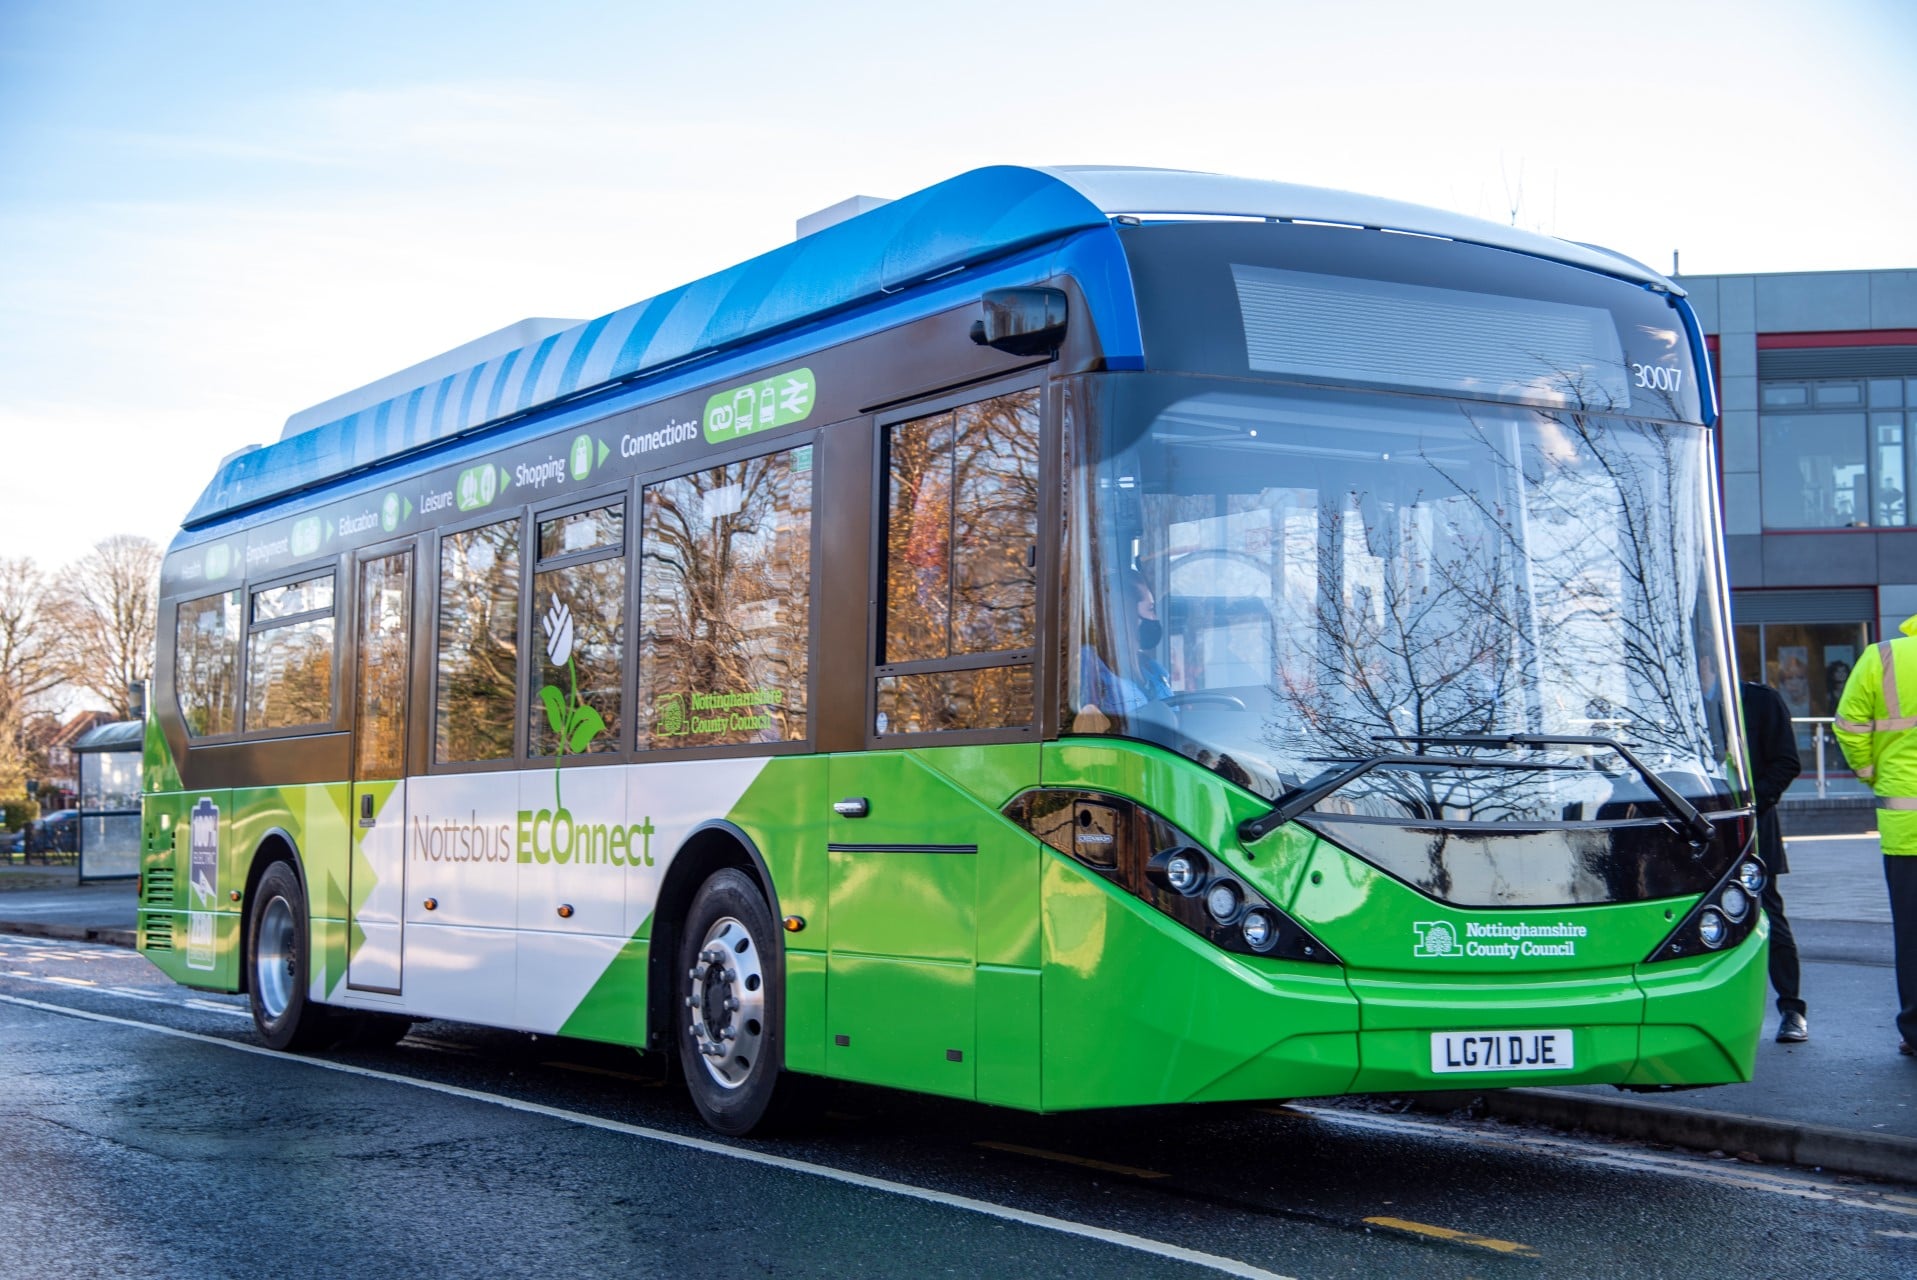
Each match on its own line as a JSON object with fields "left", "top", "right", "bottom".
{"left": 1077, "top": 570, "right": 1173, "bottom": 730}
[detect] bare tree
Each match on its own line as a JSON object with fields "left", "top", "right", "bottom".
{"left": 53, "top": 535, "right": 161, "bottom": 719}
{"left": 0, "top": 557, "right": 67, "bottom": 797}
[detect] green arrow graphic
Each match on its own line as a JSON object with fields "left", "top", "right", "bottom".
{"left": 597, "top": 438, "right": 610, "bottom": 467}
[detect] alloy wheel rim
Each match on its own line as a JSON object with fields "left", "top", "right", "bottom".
{"left": 685, "top": 915, "right": 766, "bottom": 1090}
{"left": 255, "top": 895, "right": 297, "bottom": 1019}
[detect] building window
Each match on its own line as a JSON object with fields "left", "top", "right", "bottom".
{"left": 637, "top": 446, "right": 813, "bottom": 749}
{"left": 176, "top": 591, "right": 241, "bottom": 737}
{"left": 876, "top": 388, "right": 1040, "bottom": 735}
{"left": 437, "top": 519, "right": 520, "bottom": 763}
{"left": 1761, "top": 377, "right": 1910, "bottom": 528}
{"left": 1733, "top": 619, "right": 1868, "bottom": 756}
{"left": 527, "top": 502, "right": 625, "bottom": 757}
{"left": 244, "top": 573, "right": 335, "bottom": 730}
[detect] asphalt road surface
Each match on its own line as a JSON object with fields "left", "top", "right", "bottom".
{"left": 2, "top": 935, "right": 1914, "bottom": 1279}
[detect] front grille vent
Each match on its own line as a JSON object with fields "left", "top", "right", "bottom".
{"left": 144, "top": 868, "right": 176, "bottom": 907}
{"left": 145, "top": 916, "right": 173, "bottom": 950}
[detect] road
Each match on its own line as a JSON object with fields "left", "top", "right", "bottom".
{"left": 2, "top": 935, "right": 1914, "bottom": 1279}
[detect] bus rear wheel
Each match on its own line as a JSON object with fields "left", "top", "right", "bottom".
{"left": 675, "top": 868, "right": 808, "bottom": 1135}
{"left": 247, "top": 860, "right": 336, "bottom": 1052}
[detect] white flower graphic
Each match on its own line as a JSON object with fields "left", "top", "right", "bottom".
{"left": 542, "top": 595, "right": 574, "bottom": 667}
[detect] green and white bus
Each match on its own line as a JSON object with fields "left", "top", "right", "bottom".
{"left": 142, "top": 166, "right": 1767, "bottom": 1134}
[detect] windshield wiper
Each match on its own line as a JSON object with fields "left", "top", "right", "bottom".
{"left": 1236, "top": 751, "right": 1582, "bottom": 844}
{"left": 1373, "top": 733, "right": 1720, "bottom": 847}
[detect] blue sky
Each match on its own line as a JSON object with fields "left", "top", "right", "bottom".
{"left": 2, "top": 0, "right": 1913, "bottom": 567}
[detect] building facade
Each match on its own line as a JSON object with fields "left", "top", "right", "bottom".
{"left": 1676, "top": 267, "right": 1917, "bottom": 744}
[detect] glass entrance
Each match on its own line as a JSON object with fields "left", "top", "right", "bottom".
{"left": 348, "top": 548, "right": 413, "bottom": 993}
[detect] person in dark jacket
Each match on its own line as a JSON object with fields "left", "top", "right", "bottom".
{"left": 1741, "top": 679, "right": 1807, "bottom": 1041}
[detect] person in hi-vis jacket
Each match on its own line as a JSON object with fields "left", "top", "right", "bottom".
{"left": 1833, "top": 616, "right": 1917, "bottom": 1057}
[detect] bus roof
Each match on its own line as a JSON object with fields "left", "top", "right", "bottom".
{"left": 184, "top": 165, "right": 1680, "bottom": 530}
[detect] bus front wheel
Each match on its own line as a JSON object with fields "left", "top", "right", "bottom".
{"left": 675, "top": 867, "right": 804, "bottom": 1135}
{"left": 246, "top": 860, "right": 336, "bottom": 1052}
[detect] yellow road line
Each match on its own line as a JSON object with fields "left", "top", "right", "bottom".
{"left": 976, "top": 1140, "right": 1169, "bottom": 1180}
{"left": 541, "top": 1059, "right": 660, "bottom": 1086}
{"left": 1365, "top": 1215, "right": 1537, "bottom": 1257}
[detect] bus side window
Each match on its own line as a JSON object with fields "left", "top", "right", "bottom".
{"left": 527, "top": 502, "right": 625, "bottom": 757}
{"left": 244, "top": 572, "right": 336, "bottom": 730}
{"left": 636, "top": 445, "right": 814, "bottom": 749}
{"left": 436, "top": 518, "right": 521, "bottom": 762}
{"left": 876, "top": 388, "right": 1039, "bottom": 735}
{"left": 176, "top": 590, "right": 241, "bottom": 737}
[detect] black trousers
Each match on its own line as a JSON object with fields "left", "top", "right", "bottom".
{"left": 1762, "top": 878, "right": 1804, "bottom": 1016}
{"left": 1887, "top": 855, "right": 1917, "bottom": 1046}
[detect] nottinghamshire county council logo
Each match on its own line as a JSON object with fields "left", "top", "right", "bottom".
{"left": 1412, "top": 921, "right": 1458, "bottom": 958}
{"left": 655, "top": 693, "right": 687, "bottom": 737}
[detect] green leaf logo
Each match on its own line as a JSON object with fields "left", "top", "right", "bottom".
{"left": 537, "top": 594, "right": 605, "bottom": 761}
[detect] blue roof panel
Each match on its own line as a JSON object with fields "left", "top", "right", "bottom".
{"left": 185, "top": 166, "right": 1110, "bottom": 528}
{"left": 185, "top": 163, "right": 1681, "bottom": 529}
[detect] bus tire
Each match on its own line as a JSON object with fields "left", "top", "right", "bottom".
{"left": 675, "top": 867, "right": 807, "bottom": 1135}
{"left": 246, "top": 860, "right": 336, "bottom": 1052}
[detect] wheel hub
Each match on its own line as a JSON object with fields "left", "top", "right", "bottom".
{"left": 255, "top": 895, "right": 297, "bottom": 1020}
{"left": 685, "top": 915, "right": 765, "bottom": 1089}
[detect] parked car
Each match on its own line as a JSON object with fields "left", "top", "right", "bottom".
{"left": 0, "top": 829, "right": 23, "bottom": 856}
{"left": 25, "top": 809, "right": 78, "bottom": 855}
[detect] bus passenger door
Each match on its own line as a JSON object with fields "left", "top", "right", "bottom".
{"left": 349, "top": 547, "right": 414, "bottom": 994}
{"left": 825, "top": 752, "right": 977, "bottom": 1099}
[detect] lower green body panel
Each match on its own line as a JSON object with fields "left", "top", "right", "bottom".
{"left": 1628, "top": 917, "right": 1769, "bottom": 1086}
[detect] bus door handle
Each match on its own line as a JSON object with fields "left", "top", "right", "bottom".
{"left": 359, "top": 794, "right": 376, "bottom": 828}
{"left": 833, "top": 797, "right": 870, "bottom": 818}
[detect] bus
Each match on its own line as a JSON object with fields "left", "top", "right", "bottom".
{"left": 141, "top": 165, "right": 1766, "bottom": 1135}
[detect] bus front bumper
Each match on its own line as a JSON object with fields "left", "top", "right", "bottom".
{"left": 1341, "top": 921, "right": 1769, "bottom": 1094}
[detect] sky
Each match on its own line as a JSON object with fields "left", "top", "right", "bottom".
{"left": 1, "top": 0, "right": 1913, "bottom": 570}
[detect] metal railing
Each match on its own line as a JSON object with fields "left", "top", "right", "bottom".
{"left": 1792, "top": 717, "right": 1837, "bottom": 798}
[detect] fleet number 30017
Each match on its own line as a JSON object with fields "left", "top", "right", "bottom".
{"left": 1631, "top": 363, "right": 1684, "bottom": 393}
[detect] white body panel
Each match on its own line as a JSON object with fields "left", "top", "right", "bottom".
{"left": 348, "top": 782, "right": 406, "bottom": 992}
{"left": 318, "top": 757, "right": 771, "bottom": 1036}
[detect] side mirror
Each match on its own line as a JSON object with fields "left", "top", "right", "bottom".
{"left": 969, "top": 287, "right": 1068, "bottom": 357}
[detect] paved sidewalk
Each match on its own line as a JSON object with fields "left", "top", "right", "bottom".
{"left": 0, "top": 865, "right": 135, "bottom": 945}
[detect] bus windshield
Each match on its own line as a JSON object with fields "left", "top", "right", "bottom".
{"left": 1067, "top": 375, "right": 1746, "bottom": 844}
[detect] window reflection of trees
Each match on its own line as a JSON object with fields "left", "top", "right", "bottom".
{"left": 1107, "top": 394, "right": 1732, "bottom": 822}
{"left": 437, "top": 521, "right": 520, "bottom": 762}
{"left": 176, "top": 592, "right": 240, "bottom": 737}
{"left": 245, "top": 619, "right": 333, "bottom": 728}
{"left": 640, "top": 450, "right": 812, "bottom": 749}
{"left": 880, "top": 390, "right": 1039, "bottom": 734}
{"left": 355, "top": 553, "right": 411, "bottom": 778}
{"left": 1272, "top": 411, "right": 1729, "bottom": 821}
{"left": 529, "top": 516, "right": 624, "bottom": 756}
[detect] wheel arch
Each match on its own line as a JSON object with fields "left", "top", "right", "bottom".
{"left": 238, "top": 826, "right": 306, "bottom": 996}
{"left": 646, "top": 819, "right": 781, "bottom": 1056}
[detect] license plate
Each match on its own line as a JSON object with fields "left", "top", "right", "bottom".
{"left": 1430, "top": 1029, "right": 1575, "bottom": 1074}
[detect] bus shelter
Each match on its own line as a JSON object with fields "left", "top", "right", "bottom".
{"left": 74, "top": 719, "right": 142, "bottom": 882}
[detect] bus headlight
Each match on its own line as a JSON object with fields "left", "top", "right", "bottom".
{"left": 1205, "top": 880, "right": 1243, "bottom": 922}
{"left": 1241, "top": 909, "right": 1277, "bottom": 951}
{"left": 1004, "top": 789, "right": 1339, "bottom": 965}
{"left": 1696, "top": 908, "right": 1727, "bottom": 949}
{"left": 1162, "top": 849, "right": 1206, "bottom": 895}
{"left": 1646, "top": 837, "right": 1766, "bottom": 963}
